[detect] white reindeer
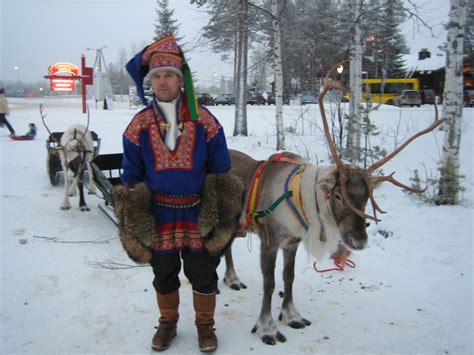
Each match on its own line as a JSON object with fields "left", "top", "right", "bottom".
{"left": 41, "top": 105, "right": 96, "bottom": 211}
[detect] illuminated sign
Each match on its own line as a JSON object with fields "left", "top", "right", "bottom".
{"left": 50, "top": 78, "right": 75, "bottom": 92}
{"left": 48, "top": 62, "right": 79, "bottom": 76}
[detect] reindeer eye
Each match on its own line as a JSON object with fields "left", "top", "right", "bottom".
{"left": 334, "top": 192, "right": 342, "bottom": 201}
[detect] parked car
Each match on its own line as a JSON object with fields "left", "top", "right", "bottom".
{"left": 421, "top": 89, "right": 436, "bottom": 105}
{"left": 197, "top": 93, "right": 215, "bottom": 106}
{"left": 464, "top": 90, "right": 474, "bottom": 107}
{"left": 266, "top": 92, "right": 290, "bottom": 105}
{"left": 247, "top": 93, "right": 266, "bottom": 105}
{"left": 301, "top": 91, "right": 318, "bottom": 105}
{"left": 214, "top": 94, "right": 233, "bottom": 105}
{"left": 395, "top": 90, "right": 421, "bottom": 107}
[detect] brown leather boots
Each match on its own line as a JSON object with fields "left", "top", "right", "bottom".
{"left": 152, "top": 291, "right": 179, "bottom": 351}
{"left": 151, "top": 290, "right": 217, "bottom": 352}
{"left": 193, "top": 291, "right": 218, "bottom": 352}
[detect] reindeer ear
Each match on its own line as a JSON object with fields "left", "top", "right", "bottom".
{"left": 317, "top": 167, "right": 337, "bottom": 192}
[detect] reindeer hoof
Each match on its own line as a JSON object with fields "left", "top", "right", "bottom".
{"left": 287, "top": 319, "right": 310, "bottom": 329}
{"left": 261, "top": 332, "right": 286, "bottom": 345}
{"left": 261, "top": 335, "right": 276, "bottom": 345}
{"left": 79, "top": 206, "right": 90, "bottom": 212}
{"left": 60, "top": 206, "right": 70, "bottom": 210}
{"left": 276, "top": 332, "right": 286, "bottom": 342}
{"left": 224, "top": 277, "right": 247, "bottom": 291}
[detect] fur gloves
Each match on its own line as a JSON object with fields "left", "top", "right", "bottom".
{"left": 198, "top": 173, "right": 244, "bottom": 256}
{"left": 112, "top": 173, "right": 244, "bottom": 263}
{"left": 112, "top": 183, "right": 156, "bottom": 263}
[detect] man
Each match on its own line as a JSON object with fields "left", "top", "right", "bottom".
{"left": 122, "top": 35, "right": 231, "bottom": 352}
{"left": 0, "top": 88, "right": 15, "bottom": 136}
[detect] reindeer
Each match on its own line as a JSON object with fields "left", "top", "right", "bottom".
{"left": 40, "top": 105, "right": 96, "bottom": 211}
{"left": 222, "top": 65, "right": 443, "bottom": 345}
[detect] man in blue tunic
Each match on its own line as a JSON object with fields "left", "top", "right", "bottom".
{"left": 122, "top": 35, "right": 231, "bottom": 352}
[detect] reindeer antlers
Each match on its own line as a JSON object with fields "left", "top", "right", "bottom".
{"left": 318, "top": 61, "right": 444, "bottom": 222}
{"left": 40, "top": 104, "right": 61, "bottom": 146}
{"left": 40, "top": 104, "right": 91, "bottom": 146}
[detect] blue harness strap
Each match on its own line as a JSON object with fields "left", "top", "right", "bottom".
{"left": 284, "top": 166, "right": 309, "bottom": 232}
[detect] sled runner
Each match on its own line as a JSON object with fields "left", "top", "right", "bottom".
{"left": 46, "top": 131, "right": 101, "bottom": 185}
{"left": 91, "top": 153, "right": 123, "bottom": 226}
{"left": 9, "top": 135, "right": 34, "bottom": 141}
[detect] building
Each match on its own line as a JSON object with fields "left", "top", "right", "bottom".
{"left": 402, "top": 49, "right": 474, "bottom": 96}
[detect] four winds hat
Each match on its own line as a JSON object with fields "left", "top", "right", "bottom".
{"left": 126, "top": 34, "right": 199, "bottom": 121}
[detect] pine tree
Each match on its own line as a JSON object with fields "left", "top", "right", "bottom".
{"left": 154, "top": 0, "right": 182, "bottom": 41}
{"left": 362, "top": 0, "right": 409, "bottom": 78}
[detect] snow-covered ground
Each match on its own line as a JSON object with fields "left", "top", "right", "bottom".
{"left": 1, "top": 97, "right": 472, "bottom": 355}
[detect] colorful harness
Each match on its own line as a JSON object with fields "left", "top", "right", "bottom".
{"left": 243, "top": 152, "right": 308, "bottom": 231}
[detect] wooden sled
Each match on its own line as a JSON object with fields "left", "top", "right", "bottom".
{"left": 91, "top": 153, "right": 123, "bottom": 226}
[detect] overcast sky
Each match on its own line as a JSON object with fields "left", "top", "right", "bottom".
{"left": 1, "top": 0, "right": 450, "bottom": 86}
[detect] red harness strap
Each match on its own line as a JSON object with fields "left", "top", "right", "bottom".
{"left": 243, "top": 161, "right": 266, "bottom": 229}
{"left": 272, "top": 152, "right": 305, "bottom": 166}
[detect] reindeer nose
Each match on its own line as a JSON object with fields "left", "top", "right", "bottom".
{"left": 342, "top": 232, "right": 368, "bottom": 250}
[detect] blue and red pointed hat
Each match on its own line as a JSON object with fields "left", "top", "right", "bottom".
{"left": 126, "top": 34, "right": 199, "bottom": 121}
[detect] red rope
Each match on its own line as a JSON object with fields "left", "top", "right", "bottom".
{"left": 313, "top": 252, "right": 356, "bottom": 273}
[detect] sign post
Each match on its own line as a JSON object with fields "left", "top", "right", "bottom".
{"left": 44, "top": 56, "right": 94, "bottom": 114}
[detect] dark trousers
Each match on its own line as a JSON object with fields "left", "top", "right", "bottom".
{"left": 150, "top": 250, "right": 221, "bottom": 295}
{"left": 0, "top": 114, "right": 15, "bottom": 135}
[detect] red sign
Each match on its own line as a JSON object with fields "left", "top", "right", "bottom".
{"left": 50, "top": 78, "right": 75, "bottom": 92}
{"left": 49, "top": 62, "right": 79, "bottom": 76}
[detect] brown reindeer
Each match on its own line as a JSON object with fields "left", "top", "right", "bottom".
{"left": 222, "top": 66, "right": 443, "bottom": 345}
{"left": 41, "top": 105, "right": 96, "bottom": 211}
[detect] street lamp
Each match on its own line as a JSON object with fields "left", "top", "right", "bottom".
{"left": 336, "top": 65, "right": 344, "bottom": 74}
{"left": 14, "top": 66, "right": 20, "bottom": 82}
{"left": 212, "top": 72, "right": 218, "bottom": 87}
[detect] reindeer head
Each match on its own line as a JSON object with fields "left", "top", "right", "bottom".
{"left": 40, "top": 104, "right": 92, "bottom": 175}
{"left": 319, "top": 63, "right": 443, "bottom": 249}
{"left": 318, "top": 62, "right": 443, "bottom": 236}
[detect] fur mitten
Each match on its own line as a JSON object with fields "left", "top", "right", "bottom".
{"left": 198, "top": 173, "right": 244, "bottom": 256}
{"left": 112, "top": 183, "right": 157, "bottom": 263}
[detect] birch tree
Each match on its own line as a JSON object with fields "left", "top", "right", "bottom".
{"left": 437, "top": 0, "right": 467, "bottom": 205}
{"left": 272, "top": 0, "right": 285, "bottom": 150}
{"left": 234, "top": 0, "right": 249, "bottom": 136}
{"left": 345, "top": 0, "right": 363, "bottom": 163}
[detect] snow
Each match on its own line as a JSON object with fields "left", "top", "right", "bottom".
{"left": 1, "top": 97, "right": 473, "bottom": 355}
{"left": 402, "top": 54, "right": 446, "bottom": 73}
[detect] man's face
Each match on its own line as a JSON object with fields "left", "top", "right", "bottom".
{"left": 150, "top": 70, "right": 182, "bottom": 102}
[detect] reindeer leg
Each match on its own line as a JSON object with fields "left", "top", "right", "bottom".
{"left": 77, "top": 172, "right": 90, "bottom": 211}
{"left": 86, "top": 160, "right": 96, "bottom": 194}
{"left": 68, "top": 176, "right": 78, "bottom": 196}
{"left": 252, "top": 240, "right": 286, "bottom": 345}
{"left": 60, "top": 163, "right": 71, "bottom": 210}
{"left": 278, "top": 242, "right": 311, "bottom": 329}
{"left": 223, "top": 242, "right": 247, "bottom": 290}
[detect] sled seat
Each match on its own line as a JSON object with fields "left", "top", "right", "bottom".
{"left": 91, "top": 153, "right": 123, "bottom": 207}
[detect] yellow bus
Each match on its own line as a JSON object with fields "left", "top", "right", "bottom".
{"left": 362, "top": 78, "right": 420, "bottom": 104}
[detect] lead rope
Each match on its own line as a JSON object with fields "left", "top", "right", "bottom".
{"left": 313, "top": 250, "right": 356, "bottom": 273}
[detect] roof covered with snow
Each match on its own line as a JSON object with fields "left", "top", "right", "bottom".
{"left": 402, "top": 53, "right": 446, "bottom": 74}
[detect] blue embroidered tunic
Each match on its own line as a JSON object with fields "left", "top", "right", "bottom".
{"left": 121, "top": 97, "right": 231, "bottom": 253}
